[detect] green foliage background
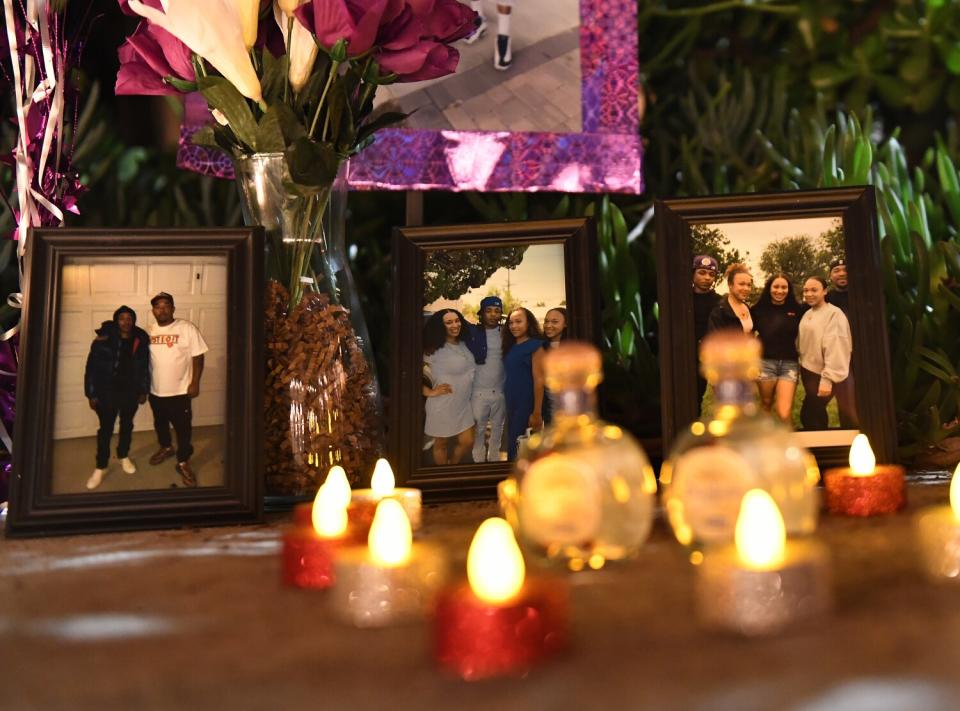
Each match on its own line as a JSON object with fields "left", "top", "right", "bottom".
{"left": 5, "top": 0, "right": 960, "bottom": 460}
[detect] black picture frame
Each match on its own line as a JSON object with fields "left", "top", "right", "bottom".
{"left": 6, "top": 228, "right": 264, "bottom": 537}
{"left": 654, "top": 187, "right": 897, "bottom": 468}
{"left": 390, "top": 218, "right": 599, "bottom": 501}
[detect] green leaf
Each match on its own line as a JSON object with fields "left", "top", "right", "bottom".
{"left": 357, "top": 111, "right": 408, "bottom": 146}
{"left": 165, "top": 76, "right": 198, "bottom": 93}
{"left": 284, "top": 136, "right": 341, "bottom": 189}
{"left": 198, "top": 75, "right": 258, "bottom": 151}
{"left": 259, "top": 52, "right": 290, "bottom": 106}
{"left": 190, "top": 126, "right": 218, "bottom": 149}
{"left": 255, "top": 107, "right": 288, "bottom": 153}
{"left": 272, "top": 103, "right": 307, "bottom": 143}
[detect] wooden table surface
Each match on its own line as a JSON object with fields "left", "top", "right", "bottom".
{"left": 3, "top": 485, "right": 960, "bottom": 711}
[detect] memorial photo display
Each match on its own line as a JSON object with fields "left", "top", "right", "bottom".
{"left": 6, "top": 229, "right": 264, "bottom": 537}
{"left": 391, "top": 218, "right": 599, "bottom": 500}
{"left": 655, "top": 187, "right": 898, "bottom": 467}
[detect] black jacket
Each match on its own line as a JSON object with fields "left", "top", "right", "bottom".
{"left": 707, "top": 298, "right": 751, "bottom": 333}
{"left": 84, "top": 321, "right": 151, "bottom": 400}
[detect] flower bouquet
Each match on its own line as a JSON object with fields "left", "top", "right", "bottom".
{"left": 116, "top": 0, "right": 477, "bottom": 497}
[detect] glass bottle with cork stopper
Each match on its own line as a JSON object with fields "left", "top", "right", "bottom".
{"left": 499, "top": 342, "right": 656, "bottom": 570}
{"left": 661, "top": 330, "right": 820, "bottom": 548}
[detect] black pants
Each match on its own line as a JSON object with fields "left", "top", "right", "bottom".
{"left": 95, "top": 390, "right": 140, "bottom": 469}
{"left": 149, "top": 394, "right": 193, "bottom": 463}
{"left": 800, "top": 367, "right": 858, "bottom": 430}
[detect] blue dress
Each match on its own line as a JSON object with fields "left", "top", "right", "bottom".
{"left": 504, "top": 338, "right": 544, "bottom": 460}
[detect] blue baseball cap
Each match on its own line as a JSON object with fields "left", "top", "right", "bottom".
{"left": 480, "top": 296, "right": 503, "bottom": 311}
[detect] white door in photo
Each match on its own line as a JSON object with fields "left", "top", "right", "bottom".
{"left": 54, "top": 257, "right": 228, "bottom": 441}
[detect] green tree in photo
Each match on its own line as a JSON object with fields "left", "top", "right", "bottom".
{"left": 816, "top": 219, "right": 845, "bottom": 267}
{"left": 690, "top": 224, "right": 746, "bottom": 286}
{"left": 758, "top": 234, "right": 828, "bottom": 295}
{"left": 422, "top": 247, "right": 527, "bottom": 306}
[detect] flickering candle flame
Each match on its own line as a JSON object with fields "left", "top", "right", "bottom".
{"left": 849, "top": 434, "right": 876, "bottom": 476}
{"left": 371, "top": 458, "right": 396, "bottom": 496}
{"left": 323, "top": 465, "right": 352, "bottom": 509}
{"left": 951, "top": 463, "right": 960, "bottom": 521}
{"left": 735, "top": 489, "right": 786, "bottom": 570}
{"left": 368, "top": 499, "right": 412, "bottom": 567}
{"left": 311, "top": 484, "right": 347, "bottom": 538}
{"left": 467, "top": 518, "right": 525, "bottom": 604}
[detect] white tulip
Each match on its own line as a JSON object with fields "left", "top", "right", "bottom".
{"left": 276, "top": 0, "right": 306, "bottom": 14}
{"left": 274, "top": 4, "right": 319, "bottom": 93}
{"left": 227, "top": 0, "right": 261, "bottom": 49}
{"left": 128, "top": 0, "right": 263, "bottom": 103}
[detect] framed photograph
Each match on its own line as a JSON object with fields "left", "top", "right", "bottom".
{"left": 654, "top": 187, "right": 897, "bottom": 467}
{"left": 390, "top": 218, "right": 598, "bottom": 500}
{"left": 179, "top": 0, "right": 642, "bottom": 194}
{"left": 6, "top": 228, "right": 264, "bottom": 537}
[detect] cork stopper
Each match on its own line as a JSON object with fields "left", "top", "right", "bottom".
{"left": 543, "top": 341, "right": 603, "bottom": 391}
{"left": 699, "top": 331, "right": 761, "bottom": 384}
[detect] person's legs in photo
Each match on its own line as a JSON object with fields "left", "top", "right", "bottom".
{"left": 149, "top": 394, "right": 175, "bottom": 465}
{"left": 774, "top": 373, "right": 799, "bottom": 425}
{"left": 834, "top": 373, "right": 858, "bottom": 429}
{"left": 432, "top": 436, "right": 450, "bottom": 465}
{"left": 799, "top": 367, "right": 830, "bottom": 430}
{"left": 116, "top": 391, "right": 140, "bottom": 474}
{"left": 487, "top": 393, "right": 506, "bottom": 462}
{"left": 452, "top": 426, "right": 475, "bottom": 464}
{"left": 167, "top": 394, "right": 196, "bottom": 486}
{"left": 89, "top": 395, "right": 118, "bottom": 489}
{"left": 471, "top": 391, "right": 493, "bottom": 463}
{"left": 494, "top": 2, "right": 512, "bottom": 70}
{"left": 464, "top": 0, "right": 486, "bottom": 44}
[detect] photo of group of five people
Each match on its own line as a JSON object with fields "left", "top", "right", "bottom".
{"left": 422, "top": 296, "right": 569, "bottom": 464}
{"left": 693, "top": 253, "right": 856, "bottom": 430}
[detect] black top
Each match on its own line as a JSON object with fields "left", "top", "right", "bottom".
{"left": 707, "top": 298, "right": 750, "bottom": 333}
{"left": 826, "top": 289, "right": 849, "bottom": 316}
{"left": 752, "top": 301, "right": 805, "bottom": 361}
{"left": 84, "top": 321, "right": 151, "bottom": 399}
{"left": 693, "top": 290, "right": 721, "bottom": 343}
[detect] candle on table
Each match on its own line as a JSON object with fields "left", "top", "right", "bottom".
{"left": 916, "top": 464, "right": 960, "bottom": 582}
{"left": 696, "top": 489, "right": 831, "bottom": 636}
{"left": 330, "top": 499, "right": 447, "bottom": 628}
{"left": 349, "top": 458, "right": 422, "bottom": 533}
{"left": 434, "top": 518, "right": 569, "bottom": 680}
{"left": 281, "top": 476, "right": 352, "bottom": 589}
{"left": 823, "top": 434, "right": 906, "bottom": 516}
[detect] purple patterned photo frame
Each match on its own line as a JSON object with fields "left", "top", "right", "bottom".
{"left": 177, "top": 0, "right": 641, "bottom": 194}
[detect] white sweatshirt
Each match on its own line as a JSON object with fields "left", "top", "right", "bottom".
{"left": 797, "top": 303, "right": 852, "bottom": 390}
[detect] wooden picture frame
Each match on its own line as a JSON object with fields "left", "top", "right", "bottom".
{"left": 654, "top": 187, "right": 896, "bottom": 468}
{"left": 6, "top": 228, "right": 264, "bottom": 537}
{"left": 390, "top": 218, "right": 599, "bottom": 501}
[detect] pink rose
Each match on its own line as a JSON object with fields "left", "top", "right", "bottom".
{"left": 116, "top": 22, "right": 194, "bottom": 96}
{"left": 295, "top": 0, "right": 394, "bottom": 56}
{"left": 381, "top": 40, "right": 459, "bottom": 82}
{"left": 416, "top": 0, "right": 476, "bottom": 43}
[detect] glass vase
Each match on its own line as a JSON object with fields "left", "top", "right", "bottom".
{"left": 233, "top": 153, "right": 382, "bottom": 500}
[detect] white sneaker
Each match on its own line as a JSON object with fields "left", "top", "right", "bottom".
{"left": 463, "top": 17, "right": 487, "bottom": 44}
{"left": 121, "top": 457, "right": 137, "bottom": 474}
{"left": 494, "top": 34, "right": 512, "bottom": 70}
{"left": 86, "top": 468, "right": 106, "bottom": 490}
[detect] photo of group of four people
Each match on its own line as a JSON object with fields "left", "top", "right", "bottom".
{"left": 692, "top": 217, "right": 856, "bottom": 431}
{"left": 421, "top": 243, "right": 568, "bottom": 464}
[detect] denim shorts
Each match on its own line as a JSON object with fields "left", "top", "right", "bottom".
{"left": 759, "top": 358, "right": 799, "bottom": 383}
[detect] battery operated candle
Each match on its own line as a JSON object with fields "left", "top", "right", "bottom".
{"left": 349, "top": 458, "right": 422, "bottom": 533}
{"left": 916, "top": 464, "right": 960, "bottom": 582}
{"left": 330, "top": 499, "right": 446, "bottom": 628}
{"left": 823, "top": 434, "right": 906, "bottom": 516}
{"left": 696, "top": 490, "right": 831, "bottom": 636}
{"left": 434, "top": 518, "right": 569, "bottom": 680}
{"left": 281, "top": 480, "right": 352, "bottom": 589}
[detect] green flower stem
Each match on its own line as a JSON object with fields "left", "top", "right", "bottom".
{"left": 310, "top": 59, "right": 341, "bottom": 139}
{"left": 284, "top": 17, "right": 294, "bottom": 104}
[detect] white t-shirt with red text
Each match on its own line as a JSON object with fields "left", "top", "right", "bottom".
{"left": 149, "top": 319, "right": 209, "bottom": 396}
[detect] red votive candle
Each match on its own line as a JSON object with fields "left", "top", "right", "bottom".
{"left": 823, "top": 435, "right": 905, "bottom": 517}
{"left": 433, "top": 518, "right": 569, "bottom": 680}
{"left": 434, "top": 577, "right": 569, "bottom": 680}
{"left": 281, "top": 486, "right": 353, "bottom": 589}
